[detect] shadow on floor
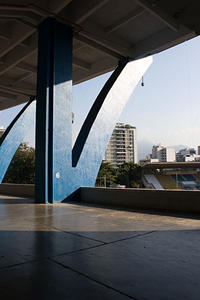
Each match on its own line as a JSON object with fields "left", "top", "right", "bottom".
{"left": 0, "top": 228, "right": 200, "bottom": 300}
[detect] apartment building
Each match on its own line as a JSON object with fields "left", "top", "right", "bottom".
{"left": 0, "top": 127, "right": 4, "bottom": 138}
{"left": 151, "top": 145, "right": 176, "bottom": 162}
{"left": 105, "top": 123, "right": 137, "bottom": 168}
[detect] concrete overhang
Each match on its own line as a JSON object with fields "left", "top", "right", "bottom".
{"left": 0, "top": 0, "right": 199, "bottom": 109}
{"left": 142, "top": 162, "right": 200, "bottom": 169}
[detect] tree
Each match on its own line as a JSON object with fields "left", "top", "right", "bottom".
{"left": 3, "top": 143, "right": 35, "bottom": 184}
{"left": 116, "top": 162, "right": 141, "bottom": 188}
{"left": 95, "top": 162, "right": 116, "bottom": 187}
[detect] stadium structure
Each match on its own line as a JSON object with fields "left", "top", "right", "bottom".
{"left": 142, "top": 162, "right": 200, "bottom": 190}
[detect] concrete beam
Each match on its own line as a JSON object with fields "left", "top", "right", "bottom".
{"left": 0, "top": 33, "right": 37, "bottom": 76}
{"left": 135, "top": 0, "right": 179, "bottom": 31}
{"left": 105, "top": 7, "right": 145, "bottom": 34}
{"left": 73, "top": 57, "right": 91, "bottom": 70}
{"left": 0, "top": 90, "right": 17, "bottom": 100}
{"left": 0, "top": 23, "right": 12, "bottom": 40}
{"left": 73, "top": 56, "right": 117, "bottom": 84}
{"left": 130, "top": 25, "right": 195, "bottom": 59}
{"left": 75, "top": 34, "right": 124, "bottom": 59}
{"left": 77, "top": 20, "right": 131, "bottom": 57}
{"left": 0, "top": 10, "right": 41, "bottom": 26}
{"left": 16, "top": 62, "right": 37, "bottom": 74}
{"left": 0, "top": 20, "right": 35, "bottom": 58}
{"left": 12, "top": 72, "right": 33, "bottom": 85}
{"left": 63, "top": 0, "right": 109, "bottom": 24}
{"left": 0, "top": 84, "right": 35, "bottom": 96}
{"left": 49, "top": 0, "right": 72, "bottom": 14}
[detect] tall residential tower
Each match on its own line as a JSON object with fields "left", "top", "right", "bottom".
{"left": 0, "top": 127, "right": 4, "bottom": 138}
{"left": 105, "top": 123, "right": 137, "bottom": 168}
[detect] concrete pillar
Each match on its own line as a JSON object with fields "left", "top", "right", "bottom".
{"left": 35, "top": 18, "right": 72, "bottom": 203}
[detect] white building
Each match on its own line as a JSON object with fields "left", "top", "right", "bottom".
{"left": 158, "top": 147, "right": 176, "bottom": 162}
{"left": 105, "top": 123, "right": 137, "bottom": 168}
{"left": 0, "top": 127, "right": 4, "bottom": 138}
{"left": 176, "top": 148, "right": 198, "bottom": 162}
{"left": 151, "top": 145, "right": 176, "bottom": 162}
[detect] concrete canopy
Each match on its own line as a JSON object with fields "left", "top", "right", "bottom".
{"left": 142, "top": 162, "right": 200, "bottom": 169}
{"left": 0, "top": 0, "right": 199, "bottom": 110}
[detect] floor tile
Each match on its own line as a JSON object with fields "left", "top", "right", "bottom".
{"left": 0, "top": 259, "right": 130, "bottom": 300}
{"left": 0, "top": 230, "right": 102, "bottom": 269}
{"left": 56, "top": 230, "right": 200, "bottom": 300}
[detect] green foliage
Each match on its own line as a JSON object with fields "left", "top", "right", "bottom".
{"left": 95, "top": 162, "right": 116, "bottom": 187}
{"left": 116, "top": 162, "right": 141, "bottom": 188}
{"left": 125, "top": 124, "right": 132, "bottom": 129}
{"left": 3, "top": 142, "right": 35, "bottom": 184}
{"left": 96, "top": 161, "right": 142, "bottom": 188}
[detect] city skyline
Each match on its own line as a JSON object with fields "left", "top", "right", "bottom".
{"left": 145, "top": 143, "right": 200, "bottom": 163}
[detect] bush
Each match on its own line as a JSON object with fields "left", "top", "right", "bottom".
{"left": 3, "top": 143, "right": 35, "bottom": 184}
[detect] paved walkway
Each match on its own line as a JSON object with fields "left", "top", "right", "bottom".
{"left": 0, "top": 194, "right": 200, "bottom": 299}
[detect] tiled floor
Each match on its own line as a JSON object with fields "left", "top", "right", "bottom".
{"left": 0, "top": 194, "right": 200, "bottom": 299}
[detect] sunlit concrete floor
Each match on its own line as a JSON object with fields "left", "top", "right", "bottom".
{"left": 0, "top": 194, "right": 200, "bottom": 300}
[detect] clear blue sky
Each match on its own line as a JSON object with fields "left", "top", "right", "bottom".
{"left": 1, "top": 35, "right": 200, "bottom": 160}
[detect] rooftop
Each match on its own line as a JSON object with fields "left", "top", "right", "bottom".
{"left": 1, "top": 193, "right": 200, "bottom": 299}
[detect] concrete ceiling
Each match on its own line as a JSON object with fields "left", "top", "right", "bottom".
{"left": 0, "top": 0, "right": 199, "bottom": 110}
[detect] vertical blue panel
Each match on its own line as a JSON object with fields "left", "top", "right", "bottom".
{"left": 0, "top": 100, "right": 36, "bottom": 183}
{"left": 35, "top": 18, "right": 72, "bottom": 203}
{"left": 52, "top": 21, "right": 72, "bottom": 202}
{"left": 35, "top": 18, "right": 52, "bottom": 203}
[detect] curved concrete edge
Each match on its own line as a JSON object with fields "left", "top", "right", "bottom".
{"left": 79, "top": 187, "right": 200, "bottom": 214}
{"left": 0, "top": 183, "right": 34, "bottom": 198}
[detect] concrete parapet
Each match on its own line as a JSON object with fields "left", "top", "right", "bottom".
{"left": 80, "top": 187, "right": 200, "bottom": 214}
{"left": 0, "top": 183, "right": 34, "bottom": 198}
{"left": 1, "top": 184, "right": 200, "bottom": 214}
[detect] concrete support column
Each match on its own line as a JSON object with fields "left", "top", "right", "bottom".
{"left": 35, "top": 18, "right": 72, "bottom": 203}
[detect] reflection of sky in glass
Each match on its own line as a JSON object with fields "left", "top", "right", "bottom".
{"left": 1, "top": 35, "right": 200, "bottom": 160}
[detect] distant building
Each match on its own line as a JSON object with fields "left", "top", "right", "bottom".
{"left": 176, "top": 148, "right": 200, "bottom": 162}
{"left": 158, "top": 147, "right": 176, "bottom": 162}
{"left": 105, "top": 123, "right": 137, "bottom": 168}
{"left": 152, "top": 145, "right": 164, "bottom": 159}
{"left": 151, "top": 145, "right": 176, "bottom": 162}
{"left": 198, "top": 146, "right": 200, "bottom": 155}
{"left": 0, "top": 127, "right": 4, "bottom": 138}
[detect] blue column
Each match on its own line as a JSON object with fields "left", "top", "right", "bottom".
{"left": 35, "top": 18, "right": 72, "bottom": 203}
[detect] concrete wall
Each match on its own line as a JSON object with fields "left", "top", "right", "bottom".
{"left": 80, "top": 187, "right": 200, "bottom": 214}
{"left": 0, "top": 183, "right": 34, "bottom": 198}
{"left": 1, "top": 184, "right": 200, "bottom": 214}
